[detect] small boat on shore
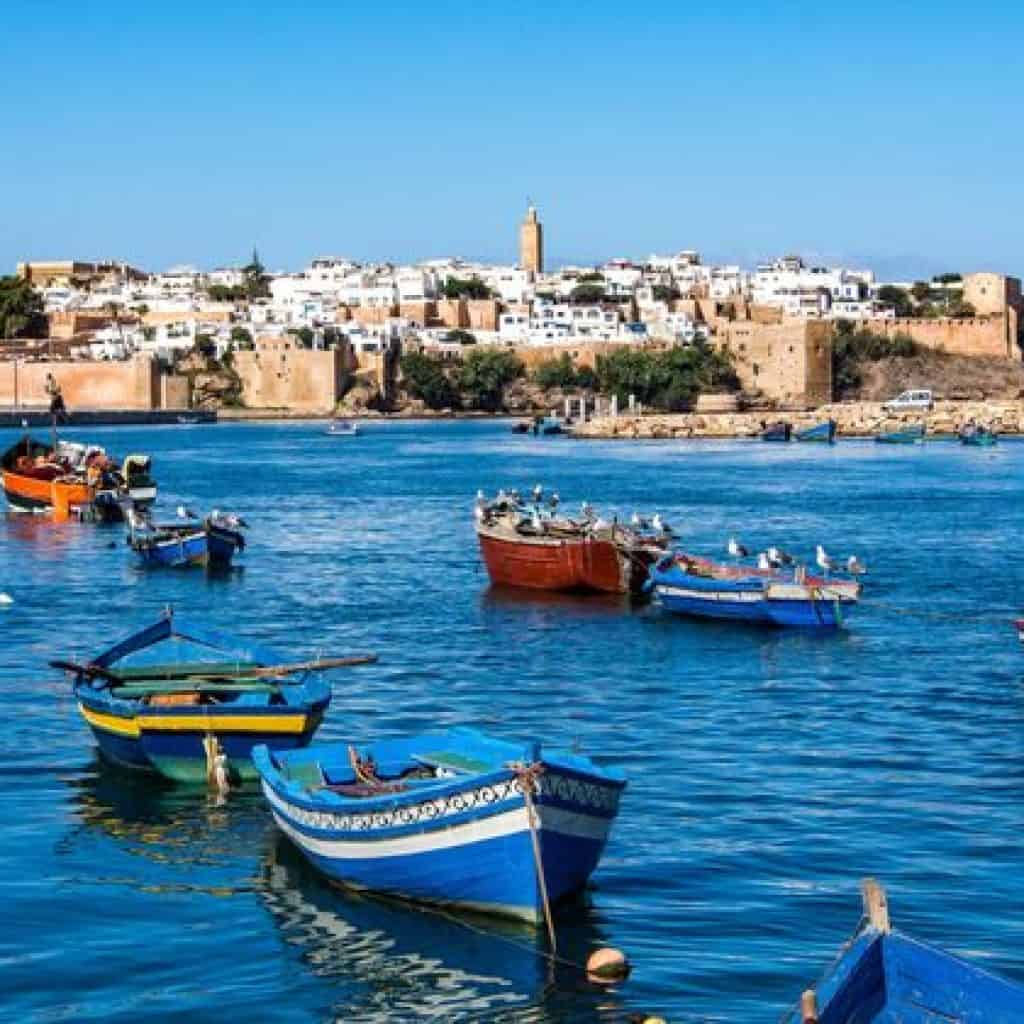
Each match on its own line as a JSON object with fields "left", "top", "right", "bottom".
{"left": 788, "top": 879, "right": 1024, "bottom": 1023}
{"left": 474, "top": 488, "right": 665, "bottom": 596}
{"left": 959, "top": 423, "right": 997, "bottom": 446}
{"left": 647, "top": 552, "right": 860, "bottom": 628}
{"left": 760, "top": 421, "right": 792, "bottom": 442}
{"left": 127, "top": 508, "right": 247, "bottom": 569}
{"left": 253, "top": 726, "right": 626, "bottom": 924}
{"left": 875, "top": 423, "right": 925, "bottom": 444}
{"left": 795, "top": 419, "right": 837, "bottom": 444}
{"left": 54, "top": 610, "right": 375, "bottom": 784}
{"left": 325, "top": 420, "right": 359, "bottom": 437}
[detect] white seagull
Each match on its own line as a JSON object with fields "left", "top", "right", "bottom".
{"left": 846, "top": 555, "right": 867, "bottom": 575}
{"left": 757, "top": 552, "right": 771, "bottom": 571}
{"left": 728, "top": 537, "right": 750, "bottom": 558}
{"left": 631, "top": 511, "right": 650, "bottom": 530}
{"left": 767, "top": 545, "right": 794, "bottom": 567}
{"left": 816, "top": 544, "right": 837, "bottom": 574}
{"left": 652, "top": 513, "right": 673, "bottom": 535}
{"left": 532, "top": 484, "right": 543, "bottom": 503}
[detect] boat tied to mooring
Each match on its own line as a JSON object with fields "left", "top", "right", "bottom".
{"left": 959, "top": 422, "right": 997, "bottom": 446}
{"left": 787, "top": 879, "right": 1024, "bottom": 1023}
{"left": 875, "top": 423, "right": 926, "bottom": 444}
{"left": 647, "top": 551, "right": 861, "bottom": 628}
{"left": 1, "top": 434, "right": 157, "bottom": 521}
{"left": 127, "top": 507, "right": 248, "bottom": 569}
{"left": 56, "top": 609, "right": 376, "bottom": 784}
{"left": 474, "top": 487, "right": 667, "bottom": 596}
{"left": 761, "top": 421, "right": 792, "bottom": 442}
{"left": 795, "top": 419, "right": 837, "bottom": 444}
{"left": 253, "top": 725, "right": 626, "bottom": 924}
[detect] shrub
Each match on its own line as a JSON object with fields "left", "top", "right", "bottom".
{"left": 460, "top": 348, "right": 524, "bottom": 411}
{"left": 531, "top": 353, "right": 580, "bottom": 389}
{"left": 832, "top": 321, "right": 919, "bottom": 397}
{"left": 400, "top": 352, "right": 461, "bottom": 410}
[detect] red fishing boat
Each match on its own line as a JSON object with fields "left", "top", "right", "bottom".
{"left": 474, "top": 489, "right": 664, "bottom": 596}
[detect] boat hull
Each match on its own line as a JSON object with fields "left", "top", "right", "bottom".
{"left": 655, "top": 583, "right": 850, "bottom": 627}
{"left": 257, "top": 758, "right": 622, "bottom": 923}
{"left": 2, "top": 469, "right": 92, "bottom": 518}
{"left": 795, "top": 420, "right": 837, "bottom": 443}
{"left": 477, "top": 528, "right": 638, "bottom": 594}
{"left": 133, "top": 530, "right": 209, "bottom": 567}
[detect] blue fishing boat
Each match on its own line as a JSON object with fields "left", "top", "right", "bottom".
{"left": 789, "top": 879, "right": 1024, "bottom": 1023}
{"left": 795, "top": 419, "right": 837, "bottom": 444}
{"left": 647, "top": 553, "right": 860, "bottom": 628}
{"left": 253, "top": 726, "right": 626, "bottom": 924}
{"left": 959, "top": 423, "right": 997, "bottom": 447}
{"left": 54, "top": 610, "right": 373, "bottom": 784}
{"left": 325, "top": 420, "right": 359, "bottom": 436}
{"left": 127, "top": 509, "right": 246, "bottom": 568}
{"left": 761, "top": 421, "right": 792, "bottom": 442}
{"left": 875, "top": 423, "right": 925, "bottom": 444}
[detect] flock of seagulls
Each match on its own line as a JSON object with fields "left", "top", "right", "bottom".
{"left": 728, "top": 536, "right": 866, "bottom": 576}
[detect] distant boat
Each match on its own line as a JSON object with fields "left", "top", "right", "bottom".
{"left": 789, "top": 879, "right": 1024, "bottom": 1023}
{"left": 54, "top": 609, "right": 340, "bottom": 784}
{"left": 253, "top": 725, "right": 626, "bottom": 924}
{"left": 510, "top": 420, "right": 531, "bottom": 434}
{"left": 795, "top": 419, "right": 837, "bottom": 444}
{"left": 531, "top": 415, "right": 564, "bottom": 436}
{"left": 647, "top": 552, "right": 860, "bottom": 628}
{"left": 325, "top": 420, "right": 359, "bottom": 436}
{"left": 177, "top": 415, "right": 201, "bottom": 425}
{"left": 760, "top": 421, "right": 792, "bottom": 442}
{"left": 959, "top": 424, "right": 997, "bottom": 447}
{"left": 875, "top": 423, "right": 925, "bottom": 444}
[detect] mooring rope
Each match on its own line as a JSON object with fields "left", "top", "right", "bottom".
{"left": 508, "top": 760, "right": 557, "bottom": 955}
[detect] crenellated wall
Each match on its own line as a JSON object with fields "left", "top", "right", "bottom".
{"left": 0, "top": 356, "right": 160, "bottom": 409}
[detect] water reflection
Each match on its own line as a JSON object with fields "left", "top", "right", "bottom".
{"left": 258, "top": 836, "right": 634, "bottom": 1023}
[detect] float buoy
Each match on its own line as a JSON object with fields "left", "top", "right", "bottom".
{"left": 586, "top": 947, "right": 631, "bottom": 984}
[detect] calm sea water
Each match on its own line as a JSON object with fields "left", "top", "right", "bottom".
{"left": 3, "top": 419, "right": 1024, "bottom": 1022}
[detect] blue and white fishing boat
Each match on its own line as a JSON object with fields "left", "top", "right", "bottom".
{"left": 647, "top": 553, "right": 860, "bottom": 628}
{"left": 959, "top": 423, "right": 998, "bottom": 447}
{"left": 875, "top": 423, "right": 925, "bottom": 444}
{"left": 761, "top": 421, "right": 792, "bottom": 442}
{"left": 127, "top": 508, "right": 247, "bottom": 568}
{"left": 788, "top": 879, "right": 1024, "bottom": 1023}
{"left": 795, "top": 419, "right": 837, "bottom": 443}
{"left": 325, "top": 419, "right": 359, "bottom": 436}
{"left": 54, "top": 610, "right": 373, "bottom": 784}
{"left": 253, "top": 726, "right": 626, "bottom": 924}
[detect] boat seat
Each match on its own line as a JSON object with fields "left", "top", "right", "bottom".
{"left": 412, "top": 751, "right": 492, "bottom": 774}
{"left": 284, "top": 760, "right": 326, "bottom": 791}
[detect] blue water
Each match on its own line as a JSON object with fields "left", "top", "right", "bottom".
{"left": 3, "top": 419, "right": 1024, "bottom": 1022}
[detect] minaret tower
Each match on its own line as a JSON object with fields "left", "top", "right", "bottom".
{"left": 519, "top": 202, "right": 543, "bottom": 274}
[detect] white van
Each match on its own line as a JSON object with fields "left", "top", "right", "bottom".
{"left": 884, "top": 389, "right": 934, "bottom": 412}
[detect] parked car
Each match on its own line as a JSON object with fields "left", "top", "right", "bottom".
{"left": 884, "top": 389, "right": 934, "bottom": 412}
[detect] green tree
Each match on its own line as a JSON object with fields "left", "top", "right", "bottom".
{"left": 0, "top": 276, "right": 46, "bottom": 339}
{"left": 877, "top": 285, "right": 914, "bottom": 317}
{"left": 532, "top": 352, "right": 580, "bottom": 389}
{"left": 400, "top": 351, "right": 461, "bottom": 410}
{"left": 577, "top": 271, "right": 605, "bottom": 283}
{"left": 832, "top": 321, "right": 918, "bottom": 398}
{"left": 441, "top": 276, "right": 492, "bottom": 300}
{"left": 569, "top": 283, "right": 607, "bottom": 304}
{"left": 230, "top": 325, "right": 254, "bottom": 349}
{"left": 208, "top": 284, "right": 247, "bottom": 302}
{"left": 933, "top": 272, "right": 962, "bottom": 284}
{"left": 242, "top": 248, "right": 271, "bottom": 300}
{"left": 460, "top": 348, "right": 524, "bottom": 411}
{"left": 910, "top": 280, "right": 934, "bottom": 304}
{"left": 193, "top": 333, "right": 217, "bottom": 359}
{"left": 288, "top": 326, "right": 314, "bottom": 349}
{"left": 652, "top": 284, "right": 681, "bottom": 303}
{"left": 447, "top": 329, "right": 477, "bottom": 345}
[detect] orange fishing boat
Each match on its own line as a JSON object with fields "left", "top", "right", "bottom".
{"left": 474, "top": 489, "right": 664, "bottom": 595}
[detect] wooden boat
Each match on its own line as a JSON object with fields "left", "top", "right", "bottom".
{"left": 55, "top": 610, "right": 373, "bottom": 784}
{"left": 253, "top": 725, "right": 625, "bottom": 924}
{"left": 510, "top": 420, "right": 531, "bottom": 434}
{"left": 531, "top": 416, "right": 564, "bottom": 436}
{"left": 647, "top": 552, "right": 860, "bottom": 628}
{"left": 795, "top": 419, "right": 837, "bottom": 444}
{"left": 875, "top": 423, "right": 925, "bottom": 444}
{"left": 790, "top": 879, "right": 1024, "bottom": 1023}
{"left": 325, "top": 420, "right": 359, "bottom": 436}
{"left": 1, "top": 435, "right": 155, "bottom": 521}
{"left": 127, "top": 509, "right": 247, "bottom": 568}
{"left": 474, "top": 490, "right": 663, "bottom": 596}
{"left": 959, "top": 424, "right": 997, "bottom": 447}
{"left": 761, "top": 421, "right": 792, "bottom": 442}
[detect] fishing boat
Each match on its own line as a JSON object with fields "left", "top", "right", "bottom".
{"left": 959, "top": 423, "right": 998, "bottom": 447}
{"left": 1014, "top": 618, "right": 1024, "bottom": 643}
{"left": 253, "top": 725, "right": 626, "bottom": 924}
{"left": 531, "top": 415, "right": 565, "bottom": 436}
{"left": 127, "top": 508, "right": 247, "bottom": 569}
{"left": 474, "top": 489, "right": 664, "bottom": 596}
{"left": 510, "top": 420, "right": 531, "bottom": 434}
{"left": 875, "top": 423, "right": 925, "bottom": 444}
{"left": 176, "top": 415, "right": 202, "bottom": 425}
{"left": 325, "top": 420, "right": 359, "bottom": 436}
{"left": 1, "top": 435, "right": 156, "bottom": 521}
{"left": 795, "top": 419, "right": 837, "bottom": 444}
{"left": 647, "top": 552, "right": 860, "bottom": 628}
{"left": 761, "top": 421, "right": 792, "bottom": 442}
{"left": 788, "top": 879, "right": 1024, "bottom": 1023}
{"left": 55, "top": 610, "right": 373, "bottom": 784}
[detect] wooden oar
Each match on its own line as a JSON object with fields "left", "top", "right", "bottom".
{"left": 50, "top": 659, "right": 122, "bottom": 684}
{"left": 188, "top": 654, "right": 378, "bottom": 681}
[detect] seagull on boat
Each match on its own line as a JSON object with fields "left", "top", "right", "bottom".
{"left": 767, "top": 546, "right": 794, "bottom": 568}
{"left": 176, "top": 505, "right": 198, "bottom": 520}
{"left": 549, "top": 492, "right": 560, "bottom": 509}
{"left": 530, "top": 506, "right": 545, "bottom": 533}
{"left": 630, "top": 511, "right": 650, "bottom": 530}
{"left": 727, "top": 537, "right": 749, "bottom": 558}
{"left": 816, "top": 544, "right": 837, "bottom": 574}
{"left": 757, "top": 552, "right": 771, "bottom": 571}
{"left": 580, "top": 501, "right": 594, "bottom": 520}
{"left": 532, "top": 484, "right": 543, "bottom": 503}
{"left": 474, "top": 504, "right": 485, "bottom": 522}
{"left": 652, "top": 513, "right": 672, "bottom": 535}
{"left": 475, "top": 489, "right": 486, "bottom": 503}
{"left": 846, "top": 555, "right": 867, "bottom": 575}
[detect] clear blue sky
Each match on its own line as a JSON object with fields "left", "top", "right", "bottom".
{"left": 2, "top": 1, "right": 1020, "bottom": 279}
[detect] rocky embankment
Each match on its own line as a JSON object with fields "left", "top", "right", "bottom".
{"left": 573, "top": 400, "right": 1024, "bottom": 439}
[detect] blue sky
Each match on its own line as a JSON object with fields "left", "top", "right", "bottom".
{"left": 1, "top": 1, "right": 1020, "bottom": 279}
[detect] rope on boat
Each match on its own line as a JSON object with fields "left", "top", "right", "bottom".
{"left": 508, "top": 760, "right": 557, "bottom": 955}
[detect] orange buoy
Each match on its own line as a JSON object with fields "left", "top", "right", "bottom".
{"left": 586, "top": 947, "right": 631, "bottom": 984}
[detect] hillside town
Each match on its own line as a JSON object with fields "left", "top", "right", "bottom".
{"left": 2, "top": 204, "right": 1021, "bottom": 418}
